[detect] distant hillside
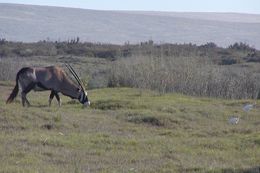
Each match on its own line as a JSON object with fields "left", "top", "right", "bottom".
{"left": 0, "top": 3, "right": 260, "bottom": 48}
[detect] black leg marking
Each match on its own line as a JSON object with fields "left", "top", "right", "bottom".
{"left": 49, "top": 90, "right": 55, "bottom": 106}
{"left": 49, "top": 90, "right": 61, "bottom": 107}
{"left": 54, "top": 92, "right": 60, "bottom": 102}
{"left": 49, "top": 90, "right": 55, "bottom": 99}
{"left": 55, "top": 92, "right": 61, "bottom": 107}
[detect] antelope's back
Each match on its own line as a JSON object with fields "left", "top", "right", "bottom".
{"left": 34, "top": 66, "right": 66, "bottom": 90}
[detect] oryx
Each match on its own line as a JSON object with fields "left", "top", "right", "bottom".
{"left": 6, "top": 64, "right": 90, "bottom": 107}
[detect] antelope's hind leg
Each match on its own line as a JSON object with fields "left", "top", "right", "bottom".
{"left": 21, "top": 93, "right": 30, "bottom": 107}
{"left": 21, "top": 82, "right": 35, "bottom": 107}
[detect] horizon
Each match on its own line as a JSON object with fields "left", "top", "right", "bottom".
{"left": 0, "top": 1, "right": 260, "bottom": 49}
{"left": 0, "top": 0, "right": 260, "bottom": 14}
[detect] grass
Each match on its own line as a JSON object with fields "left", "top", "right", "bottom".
{"left": 0, "top": 83, "right": 260, "bottom": 173}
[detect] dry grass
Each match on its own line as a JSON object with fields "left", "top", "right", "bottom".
{"left": 108, "top": 56, "right": 260, "bottom": 99}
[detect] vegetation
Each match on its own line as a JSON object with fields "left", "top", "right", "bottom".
{"left": 0, "top": 39, "right": 260, "bottom": 172}
{"left": 2, "top": 39, "right": 259, "bottom": 99}
{"left": 0, "top": 83, "right": 259, "bottom": 172}
{"left": 108, "top": 55, "right": 260, "bottom": 99}
{"left": 0, "top": 39, "right": 259, "bottom": 63}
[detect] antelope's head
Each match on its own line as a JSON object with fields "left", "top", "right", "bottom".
{"left": 66, "top": 64, "right": 90, "bottom": 107}
{"left": 78, "top": 89, "right": 90, "bottom": 106}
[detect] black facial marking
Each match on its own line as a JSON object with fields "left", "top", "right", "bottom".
{"left": 78, "top": 91, "right": 89, "bottom": 104}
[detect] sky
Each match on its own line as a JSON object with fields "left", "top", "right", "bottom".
{"left": 0, "top": 0, "right": 260, "bottom": 14}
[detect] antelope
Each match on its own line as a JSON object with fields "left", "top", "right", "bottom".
{"left": 6, "top": 64, "right": 90, "bottom": 107}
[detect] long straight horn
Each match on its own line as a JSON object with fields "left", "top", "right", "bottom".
{"left": 67, "top": 64, "right": 81, "bottom": 83}
{"left": 65, "top": 64, "right": 85, "bottom": 90}
{"left": 65, "top": 64, "right": 80, "bottom": 83}
{"left": 67, "top": 64, "right": 84, "bottom": 89}
{"left": 65, "top": 64, "right": 81, "bottom": 86}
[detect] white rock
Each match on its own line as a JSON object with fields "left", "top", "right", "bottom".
{"left": 228, "top": 117, "right": 240, "bottom": 124}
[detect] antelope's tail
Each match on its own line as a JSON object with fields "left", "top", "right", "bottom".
{"left": 6, "top": 74, "right": 19, "bottom": 104}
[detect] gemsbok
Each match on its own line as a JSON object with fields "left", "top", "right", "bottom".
{"left": 6, "top": 64, "right": 90, "bottom": 107}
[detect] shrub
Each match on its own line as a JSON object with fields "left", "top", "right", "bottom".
{"left": 108, "top": 55, "right": 260, "bottom": 99}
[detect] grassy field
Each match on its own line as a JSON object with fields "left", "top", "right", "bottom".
{"left": 0, "top": 82, "right": 259, "bottom": 173}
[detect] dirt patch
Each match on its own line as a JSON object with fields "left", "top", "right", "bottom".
{"left": 41, "top": 124, "right": 54, "bottom": 130}
{"left": 91, "top": 100, "right": 136, "bottom": 110}
{"left": 126, "top": 112, "right": 164, "bottom": 126}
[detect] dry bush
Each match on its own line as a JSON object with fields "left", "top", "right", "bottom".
{"left": 108, "top": 56, "right": 260, "bottom": 99}
{"left": 0, "top": 57, "right": 43, "bottom": 81}
{"left": 0, "top": 58, "right": 24, "bottom": 81}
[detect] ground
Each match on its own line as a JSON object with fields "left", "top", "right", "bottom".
{"left": 0, "top": 82, "right": 259, "bottom": 173}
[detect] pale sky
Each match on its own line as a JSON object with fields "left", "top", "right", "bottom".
{"left": 1, "top": 0, "right": 260, "bottom": 14}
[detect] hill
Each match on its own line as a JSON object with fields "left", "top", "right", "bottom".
{"left": 0, "top": 3, "right": 260, "bottom": 48}
{"left": 0, "top": 83, "right": 259, "bottom": 172}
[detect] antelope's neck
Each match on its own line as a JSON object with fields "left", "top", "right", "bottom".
{"left": 60, "top": 78, "right": 80, "bottom": 99}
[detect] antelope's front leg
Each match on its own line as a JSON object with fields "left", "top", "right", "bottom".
{"left": 49, "top": 91, "right": 61, "bottom": 107}
{"left": 54, "top": 92, "right": 61, "bottom": 107}
{"left": 49, "top": 90, "right": 55, "bottom": 107}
